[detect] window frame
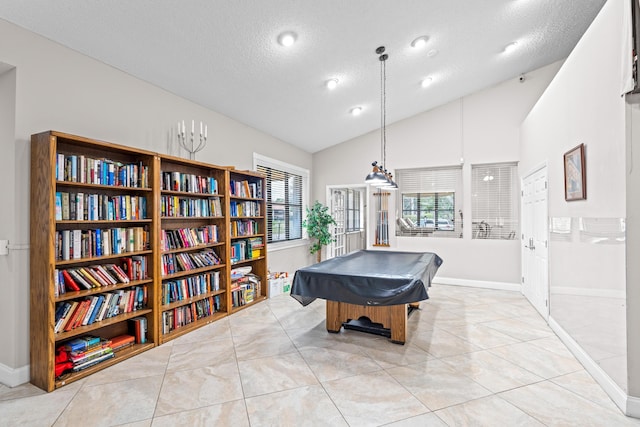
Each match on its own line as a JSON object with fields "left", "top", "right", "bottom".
{"left": 344, "top": 188, "right": 362, "bottom": 232}
{"left": 395, "top": 165, "right": 463, "bottom": 238}
{"left": 253, "top": 153, "right": 309, "bottom": 248}
{"left": 471, "top": 161, "right": 519, "bottom": 240}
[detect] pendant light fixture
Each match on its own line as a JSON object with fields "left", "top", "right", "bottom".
{"left": 365, "top": 46, "right": 397, "bottom": 188}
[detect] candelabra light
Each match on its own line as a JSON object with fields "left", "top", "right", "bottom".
{"left": 177, "top": 119, "right": 208, "bottom": 160}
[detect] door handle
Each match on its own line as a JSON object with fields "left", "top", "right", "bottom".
{"left": 524, "top": 238, "right": 535, "bottom": 250}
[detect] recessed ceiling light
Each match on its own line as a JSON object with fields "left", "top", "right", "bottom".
{"left": 411, "top": 35, "right": 429, "bottom": 49}
{"left": 350, "top": 107, "right": 363, "bottom": 116}
{"left": 326, "top": 78, "right": 339, "bottom": 90}
{"left": 503, "top": 41, "right": 518, "bottom": 53}
{"left": 278, "top": 31, "right": 297, "bottom": 47}
{"left": 421, "top": 77, "right": 433, "bottom": 88}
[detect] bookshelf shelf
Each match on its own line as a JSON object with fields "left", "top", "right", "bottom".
{"left": 231, "top": 256, "right": 266, "bottom": 266}
{"left": 55, "top": 250, "right": 154, "bottom": 267}
{"left": 161, "top": 242, "right": 225, "bottom": 255}
{"left": 161, "top": 288, "right": 226, "bottom": 311}
{"left": 55, "top": 278, "right": 154, "bottom": 302}
{"left": 230, "top": 233, "right": 264, "bottom": 240}
{"left": 231, "top": 295, "right": 268, "bottom": 313}
{"left": 54, "top": 308, "right": 153, "bottom": 342}
{"left": 56, "top": 181, "right": 153, "bottom": 192}
{"left": 161, "top": 189, "right": 223, "bottom": 197}
{"left": 159, "top": 311, "right": 227, "bottom": 343}
{"left": 161, "top": 263, "right": 226, "bottom": 280}
{"left": 55, "top": 342, "right": 155, "bottom": 389}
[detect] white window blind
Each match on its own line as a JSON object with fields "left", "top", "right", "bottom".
{"left": 254, "top": 154, "right": 308, "bottom": 244}
{"left": 395, "top": 166, "right": 463, "bottom": 238}
{"left": 471, "top": 162, "right": 519, "bottom": 240}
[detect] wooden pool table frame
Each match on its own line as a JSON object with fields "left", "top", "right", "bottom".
{"left": 325, "top": 300, "right": 420, "bottom": 344}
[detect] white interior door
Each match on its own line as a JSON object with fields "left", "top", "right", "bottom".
{"left": 330, "top": 189, "right": 346, "bottom": 258}
{"left": 521, "top": 166, "right": 549, "bottom": 318}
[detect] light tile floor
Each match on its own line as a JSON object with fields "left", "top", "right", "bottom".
{"left": 2, "top": 284, "right": 639, "bottom": 426}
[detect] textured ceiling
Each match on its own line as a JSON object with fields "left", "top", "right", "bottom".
{"left": 0, "top": 0, "right": 606, "bottom": 153}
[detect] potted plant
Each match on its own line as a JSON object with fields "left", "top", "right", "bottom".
{"left": 303, "top": 201, "right": 337, "bottom": 263}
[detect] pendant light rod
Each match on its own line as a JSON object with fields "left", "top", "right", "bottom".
{"left": 365, "top": 45, "right": 396, "bottom": 188}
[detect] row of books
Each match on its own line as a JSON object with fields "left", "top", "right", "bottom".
{"left": 55, "top": 227, "right": 148, "bottom": 261}
{"left": 161, "top": 171, "right": 219, "bottom": 194}
{"left": 54, "top": 285, "right": 148, "bottom": 333}
{"left": 55, "top": 192, "right": 148, "bottom": 221}
{"left": 160, "top": 195, "right": 223, "bottom": 218}
{"left": 229, "top": 179, "right": 262, "bottom": 199}
{"left": 230, "top": 237, "right": 264, "bottom": 264}
{"left": 55, "top": 263, "right": 129, "bottom": 295}
{"left": 160, "top": 225, "right": 218, "bottom": 251}
{"left": 161, "top": 249, "right": 222, "bottom": 276}
{"left": 231, "top": 274, "right": 261, "bottom": 308}
{"left": 129, "top": 317, "right": 148, "bottom": 344}
{"left": 229, "top": 200, "right": 260, "bottom": 217}
{"left": 229, "top": 219, "right": 260, "bottom": 237}
{"left": 161, "top": 271, "right": 221, "bottom": 305}
{"left": 161, "top": 296, "right": 221, "bottom": 334}
{"left": 56, "top": 153, "right": 149, "bottom": 188}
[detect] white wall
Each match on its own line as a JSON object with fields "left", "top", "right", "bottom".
{"left": 313, "top": 61, "right": 561, "bottom": 286}
{"left": 520, "top": 0, "right": 629, "bottom": 400}
{"left": 0, "top": 18, "right": 312, "bottom": 385}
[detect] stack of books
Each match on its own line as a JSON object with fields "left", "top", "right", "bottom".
{"left": 64, "top": 336, "right": 114, "bottom": 372}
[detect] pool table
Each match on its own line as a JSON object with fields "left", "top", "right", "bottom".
{"left": 291, "top": 250, "right": 443, "bottom": 344}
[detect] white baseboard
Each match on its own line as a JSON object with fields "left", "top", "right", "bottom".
{"left": 0, "top": 362, "right": 29, "bottom": 388}
{"left": 548, "top": 316, "right": 635, "bottom": 417}
{"left": 434, "top": 277, "right": 520, "bottom": 292}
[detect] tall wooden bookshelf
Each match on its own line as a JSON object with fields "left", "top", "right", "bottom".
{"left": 30, "top": 131, "right": 158, "bottom": 391}
{"left": 30, "top": 131, "right": 269, "bottom": 391}
{"left": 227, "top": 169, "right": 268, "bottom": 311}
{"left": 156, "top": 154, "right": 229, "bottom": 344}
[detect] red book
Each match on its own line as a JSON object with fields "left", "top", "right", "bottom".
{"left": 63, "top": 301, "right": 85, "bottom": 332}
{"left": 110, "top": 334, "right": 135, "bottom": 351}
{"left": 123, "top": 257, "right": 134, "bottom": 280}
{"left": 61, "top": 270, "right": 80, "bottom": 292}
{"left": 70, "top": 300, "right": 91, "bottom": 330}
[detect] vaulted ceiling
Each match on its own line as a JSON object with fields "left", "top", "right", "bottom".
{"left": 0, "top": 0, "right": 607, "bottom": 152}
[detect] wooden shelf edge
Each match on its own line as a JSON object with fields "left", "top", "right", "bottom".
{"left": 54, "top": 342, "right": 155, "bottom": 389}
{"left": 56, "top": 250, "right": 153, "bottom": 267}
{"left": 55, "top": 278, "right": 153, "bottom": 302}
{"left": 161, "top": 264, "right": 226, "bottom": 280}
{"left": 230, "top": 295, "right": 267, "bottom": 314}
{"left": 159, "top": 311, "right": 228, "bottom": 344}
{"left": 161, "top": 242, "right": 225, "bottom": 254}
{"left": 54, "top": 308, "right": 153, "bottom": 342}
{"left": 160, "top": 289, "right": 226, "bottom": 311}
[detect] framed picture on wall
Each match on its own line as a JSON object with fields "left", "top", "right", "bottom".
{"left": 564, "top": 143, "right": 586, "bottom": 201}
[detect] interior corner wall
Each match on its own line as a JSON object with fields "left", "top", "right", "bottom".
{"left": 313, "top": 61, "right": 561, "bottom": 286}
{"left": 0, "top": 18, "right": 312, "bottom": 384}
{"left": 520, "top": 0, "right": 630, "bottom": 402}
{"left": 0, "top": 64, "right": 21, "bottom": 384}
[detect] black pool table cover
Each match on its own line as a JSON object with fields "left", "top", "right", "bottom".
{"left": 291, "top": 250, "right": 443, "bottom": 307}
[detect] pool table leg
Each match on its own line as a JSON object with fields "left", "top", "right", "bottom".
{"left": 389, "top": 303, "right": 408, "bottom": 344}
{"left": 326, "top": 300, "right": 342, "bottom": 333}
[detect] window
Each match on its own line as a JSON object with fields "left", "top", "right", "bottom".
{"left": 254, "top": 154, "right": 309, "bottom": 244}
{"left": 471, "top": 162, "right": 519, "bottom": 240}
{"left": 345, "top": 189, "right": 362, "bottom": 232}
{"left": 396, "top": 166, "right": 462, "bottom": 238}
